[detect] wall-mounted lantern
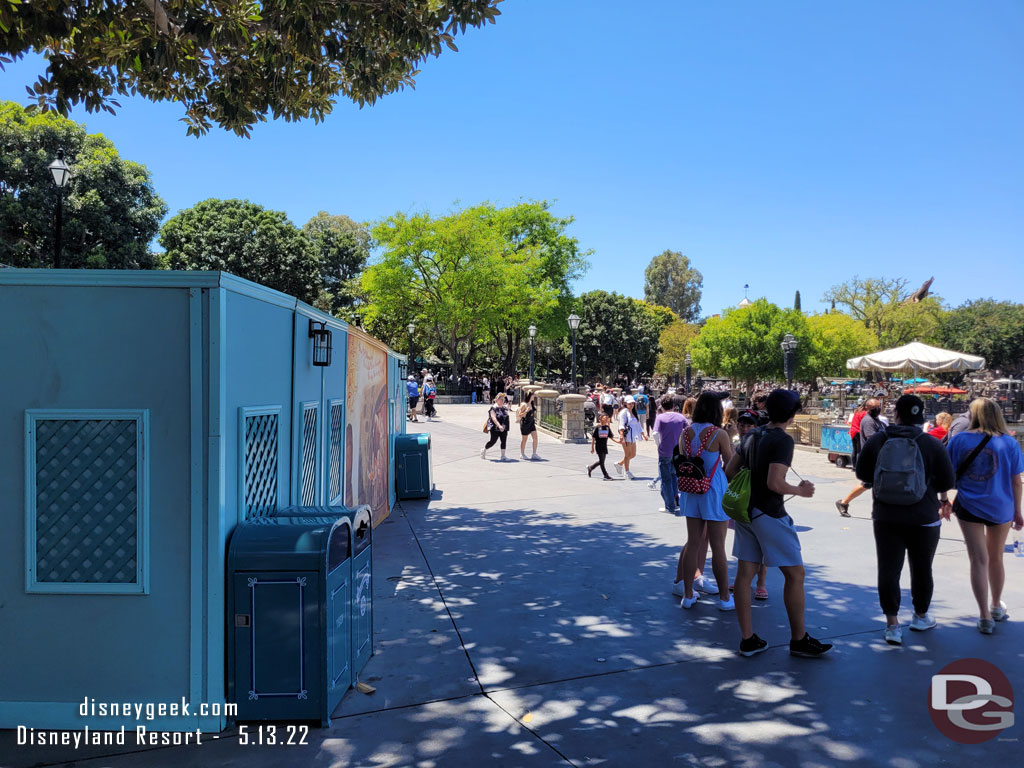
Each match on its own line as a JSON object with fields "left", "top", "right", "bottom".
{"left": 309, "top": 320, "right": 332, "bottom": 366}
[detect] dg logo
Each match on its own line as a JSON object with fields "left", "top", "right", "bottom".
{"left": 930, "top": 658, "right": 1015, "bottom": 744}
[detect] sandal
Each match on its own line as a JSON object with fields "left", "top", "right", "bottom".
{"left": 755, "top": 587, "right": 768, "bottom": 600}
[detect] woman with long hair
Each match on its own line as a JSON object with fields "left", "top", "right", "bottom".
{"left": 944, "top": 398, "right": 1024, "bottom": 633}
{"left": 614, "top": 395, "right": 646, "bottom": 479}
{"left": 518, "top": 391, "right": 541, "bottom": 461}
{"left": 678, "top": 392, "right": 736, "bottom": 611}
{"left": 481, "top": 392, "right": 511, "bottom": 461}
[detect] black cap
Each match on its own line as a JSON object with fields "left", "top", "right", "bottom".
{"left": 737, "top": 409, "right": 759, "bottom": 425}
{"left": 766, "top": 389, "right": 802, "bottom": 422}
{"left": 895, "top": 394, "right": 926, "bottom": 425}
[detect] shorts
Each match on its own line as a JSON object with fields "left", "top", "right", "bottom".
{"left": 409, "top": 397, "right": 419, "bottom": 408}
{"left": 732, "top": 510, "right": 803, "bottom": 567}
{"left": 954, "top": 498, "right": 1004, "bottom": 527}
{"left": 602, "top": 404, "right": 614, "bottom": 418}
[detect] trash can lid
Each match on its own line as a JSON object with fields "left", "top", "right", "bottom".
{"left": 227, "top": 515, "right": 351, "bottom": 572}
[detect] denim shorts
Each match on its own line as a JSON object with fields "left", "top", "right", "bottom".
{"left": 732, "top": 510, "right": 803, "bottom": 567}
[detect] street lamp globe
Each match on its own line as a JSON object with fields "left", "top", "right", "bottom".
{"left": 684, "top": 352, "right": 692, "bottom": 366}
{"left": 528, "top": 324, "right": 538, "bottom": 339}
{"left": 567, "top": 313, "right": 581, "bottom": 331}
{"left": 48, "top": 150, "right": 71, "bottom": 188}
{"left": 407, "top": 321, "right": 416, "bottom": 336}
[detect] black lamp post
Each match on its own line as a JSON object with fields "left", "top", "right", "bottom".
{"left": 48, "top": 149, "right": 71, "bottom": 268}
{"left": 674, "top": 362, "right": 680, "bottom": 388}
{"left": 582, "top": 354, "right": 587, "bottom": 386}
{"left": 781, "top": 332, "right": 797, "bottom": 390}
{"left": 407, "top": 321, "right": 416, "bottom": 369}
{"left": 528, "top": 324, "right": 537, "bottom": 383}
{"left": 633, "top": 360, "right": 639, "bottom": 386}
{"left": 568, "top": 313, "right": 581, "bottom": 391}
{"left": 684, "top": 353, "right": 692, "bottom": 394}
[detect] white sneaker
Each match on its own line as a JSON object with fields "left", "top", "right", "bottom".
{"left": 680, "top": 595, "right": 700, "bottom": 609}
{"left": 658, "top": 507, "right": 668, "bottom": 513}
{"left": 909, "top": 612, "right": 937, "bottom": 631}
{"left": 625, "top": 470, "right": 635, "bottom": 480}
{"left": 718, "top": 597, "right": 736, "bottom": 612}
{"left": 694, "top": 576, "right": 717, "bottom": 595}
{"left": 531, "top": 453, "right": 541, "bottom": 461}
{"left": 615, "top": 464, "right": 625, "bottom": 477}
{"left": 480, "top": 448, "right": 487, "bottom": 460}
{"left": 671, "top": 579, "right": 688, "bottom": 598}
{"left": 520, "top": 454, "right": 529, "bottom": 461}
{"left": 884, "top": 625, "right": 902, "bottom": 645}
{"left": 991, "top": 601, "right": 1009, "bottom": 622}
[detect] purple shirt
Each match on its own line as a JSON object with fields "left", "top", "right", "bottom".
{"left": 654, "top": 412, "right": 689, "bottom": 457}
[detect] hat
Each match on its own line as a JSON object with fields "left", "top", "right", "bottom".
{"left": 895, "top": 394, "right": 926, "bottom": 425}
{"left": 737, "top": 409, "right": 759, "bottom": 425}
{"left": 765, "top": 389, "right": 802, "bottom": 422}
{"left": 624, "top": 395, "right": 635, "bottom": 404}
{"left": 408, "top": 374, "right": 415, "bottom": 380}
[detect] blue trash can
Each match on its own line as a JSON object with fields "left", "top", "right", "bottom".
{"left": 274, "top": 505, "right": 374, "bottom": 680}
{"left": 227, "top": 515, "right": 352, "bottom": 726}
{"left": 396, "top": 433, "right": 433, "bottom": 499}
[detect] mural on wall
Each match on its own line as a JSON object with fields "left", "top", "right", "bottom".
{"left": 345, "top": 333, "right": 390, "bottom": 524}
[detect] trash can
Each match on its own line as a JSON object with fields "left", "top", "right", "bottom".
{"left": 396, "top": 432, "right": 433, "bottom": 499}
{"left": 274, "top": 505, "right": 374, "bottom": 679}
{"left": 227, "top": 515, "right": 353, "bottom": 726}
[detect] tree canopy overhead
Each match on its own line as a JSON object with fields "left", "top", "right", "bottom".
{"left": 824, "top": 276, "right": 944, "bottom": 349}
{"left": 0, "top": 100, "right": 166, "bottom": 268}
{"left": 643, "top": 250, "right": 703, "bottom": 322}
{"left": 1, "top": 0, "right": 503, "bottom": 137}
{"left": 938, "top": 299, "right": 1024, "bottom": 374}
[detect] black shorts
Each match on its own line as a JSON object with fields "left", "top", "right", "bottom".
{"left": 409, "top": 396, "right": 419, "bottom": 408}
{"left": 954, "top": 497, "right": 1001, "bottom": 526}
{"left": 602, "top": 404, "right": 614, "bottom": 417}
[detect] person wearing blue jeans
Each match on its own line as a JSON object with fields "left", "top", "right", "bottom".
{"left": 653, "top": 395, "right": 688, "bottom": 513}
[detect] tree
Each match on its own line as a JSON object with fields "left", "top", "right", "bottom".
{"left": 824, "top": 276, "right": 943, "bottom": 348}
{"left": 303, "top": 212, "right": 369, "bottom": 319}
{"left": 482, "top": 201, "right": 589, "bottom": 376}
{"left": 1, "top": 100, "right": 166, "bottom": 268}
{"left": 689, "top": 299, "right": 809, "bottom": 396}
{"left": 362, "top": 205, "right": 511, "bottom": 377}
{"left": 655, "top": 321, "right": 701, "bottom": 378}
{"left": 160, "top": 199, "right": 319, "bottom": 302}
{"left": 794, "top": 290, "right": 801, "bottom": 311}
{"left": 643, "top": 250, "right": 703, "bottom": 322}
{"left": 804, "top": 312, "right": 877, "bottom": 379}
{"left": 1, "top": 1, "right": 503, "bottom": 137}
{"left": 573, "top": 291, "right": 673, "bottom": 382}
{"left": 939, "top": 300, "right": 1024, "bottom": 374}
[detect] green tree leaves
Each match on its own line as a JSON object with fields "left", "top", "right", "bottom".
{"left": 804, "top": 311, "right": 877, "bottom": 378}
{"left": 0, "top": 100, "right": 166, "bottom": 268}
{"left": 938, "top": 300, "right": 1024, "bottom": 373}
{"left": 824, "top": 275, "right": 943, "bottom": 348}
{"left": 160, "top": 198, "right": 320, "bottom": 302}
{"left": 1, "top": 1, "right": 503, "bottom": 137}
{"left": 643, "top": 250, "right": 703, "bottom": 323}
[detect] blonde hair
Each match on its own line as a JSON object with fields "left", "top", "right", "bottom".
{"left": 723, "top": 406, "right": 737, "bottom": 427}
{"left": 968, "top": 398, "right": 1009, "bottom": 436}
{"left": 682, "top": 397, "right": 697, "bottom": 418}
{"left": 935, "top": 412, "right": 952, "bottom": 428}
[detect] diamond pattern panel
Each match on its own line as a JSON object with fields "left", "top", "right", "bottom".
{"left": 329, "top": 404, "right": 343, "bottom": 502}
{"left": 301, "top": 406, "right": 318, "bottom": 506}
{"left": 34, "top": 419, "right": 138, "bottom": 583}
{"left": 245, "top": 413, "right": 279, "bottom": 519}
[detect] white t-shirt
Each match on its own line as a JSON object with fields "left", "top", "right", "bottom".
{"left": 618, "top": 409, "right": 641, "bottom": 443}
{"left": 601, "top": 393, "right": 615, "bottom": 406}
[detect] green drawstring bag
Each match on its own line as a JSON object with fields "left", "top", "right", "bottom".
{"left": 722, "top": 467, "right": 752, "bottom": 524}
{"left": 722, "top": 428, "right": 761, "bottom": 524}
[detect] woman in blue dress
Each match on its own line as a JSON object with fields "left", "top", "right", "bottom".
{"left": 678, "top": 392, "right": 736, "bottom": 611}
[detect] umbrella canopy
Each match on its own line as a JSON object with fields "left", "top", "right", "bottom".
{"left": 847, "top": 342, "right": 985, "bottom": 373}
{"left": 903, "top": 386, "right": 968, "bottom": 395}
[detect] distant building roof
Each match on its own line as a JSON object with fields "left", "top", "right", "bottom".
{"left": 737, "top": 297, "right": 752, "bottom": 308}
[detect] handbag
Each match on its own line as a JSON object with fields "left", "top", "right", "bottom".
{"left": 722, "top": 428, "right": 762, "bottom": 524}
{"left": 675, "top": 425, "right": 720, "bottom": 495}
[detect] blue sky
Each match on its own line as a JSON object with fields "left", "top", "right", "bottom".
{"left": 2, "top": 0, "right": 1022, "bottom": 316}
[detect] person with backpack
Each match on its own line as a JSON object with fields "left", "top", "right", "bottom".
{"left": 854, "top": 394, "right": 955, "bottom": 645}
{"left": 517, "top": 391, "right": 541, "bottom": 461}
{"left": 726, "top": 389, "right": 832, "bottom": 658}
{"left": 676, "top": 392, "right": 736, "bottom": 611}
{"left": 945, "top": 398, "right": 1024, "bottom": 634}
{"left": 635, "top": 387, "right": 650, "bottom": 438}
{"left": 422, "top": 375, "right": 438, "bottom": 421}
{"left": 481, "top": 392, "right": 511, "bottom": 461}
{"left": 613, "top": 395, "right": 646, "bottom": 479}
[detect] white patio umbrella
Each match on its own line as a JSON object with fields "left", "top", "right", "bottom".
{"left": 847, "top": 341, "right": 985, "bottom": 378}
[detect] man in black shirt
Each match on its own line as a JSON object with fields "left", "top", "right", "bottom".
{"left": 725, "top": 389, "right": 834, "bottom": 659}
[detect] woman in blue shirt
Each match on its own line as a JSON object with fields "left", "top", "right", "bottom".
{"left": 945, "top": 398, "right": 1024, "bottom": 634}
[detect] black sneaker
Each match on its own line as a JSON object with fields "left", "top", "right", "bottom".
{"left": 739, "top": 634, "right": 768, "bottom": 657}
{"left": 835, "top": 500, "right": 851, "bottom": 518}
{"left": 790, "top": 633, "right": 833, "bottom": 658}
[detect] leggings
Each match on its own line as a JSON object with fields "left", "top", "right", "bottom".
{"left": 873, "top": 520, "right": 940, "bottom": 616}
{"left": 589, "top": 452, "right": 611, "bottom": 478}
{"left": 425, "top": 398, "right": 436, "bottom": 417}
{"left": 485, "top": 429, "right": 508, "bottom": 450}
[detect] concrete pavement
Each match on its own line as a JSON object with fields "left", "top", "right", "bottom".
{"left": 4, "top": 403, "right": 1021, "bottom": 767}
